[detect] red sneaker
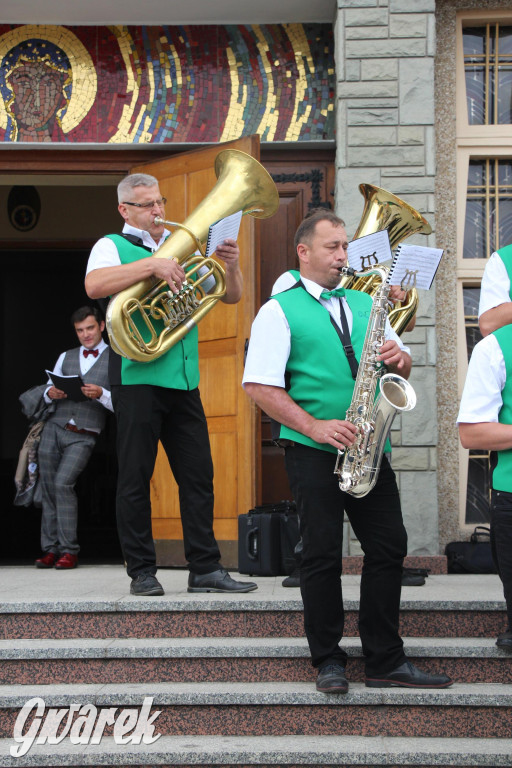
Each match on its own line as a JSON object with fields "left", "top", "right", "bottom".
{"left": 55, "top": 553, "right": 78, "bottom": 570}
{"left": 35, "top": 552, "right": 57, "bottom": 569}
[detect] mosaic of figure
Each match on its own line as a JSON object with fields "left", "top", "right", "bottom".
{"left": 0, "top": 25, "right": 97, "bottom": 142}
{"left": 0, "top": 23, "right": 334, "bottom": 145}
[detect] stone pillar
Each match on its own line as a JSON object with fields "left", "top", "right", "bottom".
{"left": 335, "top": 0, "right": 439, "bottom": 555}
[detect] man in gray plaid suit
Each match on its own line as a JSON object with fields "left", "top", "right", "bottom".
{"left": 35, "top": 307, "right": 112, "bottom": 570}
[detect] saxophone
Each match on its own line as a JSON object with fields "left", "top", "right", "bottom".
{"left": 333, "top": 265, "right": 416, "bottom": 498}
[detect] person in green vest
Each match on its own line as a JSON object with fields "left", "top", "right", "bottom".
{"left": 243, "top": 208, "right": 452, "bottom": 693}
{"left": 458, "top": 327, "right": 512, "bottom": 651}
{"left": 479, "top": 244, "right": 512, "bottom": 336}
{"left": 85, "top": 172, "right": 257, "bottom": 597}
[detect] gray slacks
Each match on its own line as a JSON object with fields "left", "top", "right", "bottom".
{"left": 38, "top": 421, "right": 96, "bottom": 555}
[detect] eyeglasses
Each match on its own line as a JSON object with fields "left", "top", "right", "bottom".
{"left": 122, "top": 198, "right": 167, "bottom": 209}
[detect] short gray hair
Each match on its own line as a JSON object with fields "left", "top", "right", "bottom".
{"left": 117, "top": 173, "right": 159, "bottom": 204}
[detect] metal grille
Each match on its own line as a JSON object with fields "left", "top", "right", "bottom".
{"left": 463, "top": 158, "right": 512, "bottom": 259}
{"left": 464, "top": 24, "right": 512, "bottom": 125}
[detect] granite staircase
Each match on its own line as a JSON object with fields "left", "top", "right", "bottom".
{"left": 0, "top": 567, "right": 511, "bottom": 767}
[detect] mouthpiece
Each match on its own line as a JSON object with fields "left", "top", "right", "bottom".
{"left": 154, "top": 217, "right": 164, "bottom": 224}
{"left": 339, "top": 266, "right": 356, "bottom": 277}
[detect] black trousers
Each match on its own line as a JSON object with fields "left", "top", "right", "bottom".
{"left": 285, "top": 444, "right": 408, "bottom": 676}
{"left": 112, "top": 385, "right": 221, "bottom": 579}
{"left": 490, "top": 489, "right": 512, "bottom": 631}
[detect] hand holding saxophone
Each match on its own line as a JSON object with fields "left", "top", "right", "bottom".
{"left": 376, "top": 339, "right": 410, "bottom": 373}
{"left": 308, "top": 418, "right": 358, "bottom": 449}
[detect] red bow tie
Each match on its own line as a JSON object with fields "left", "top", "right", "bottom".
{"left": 83, "top": 349, "right": 99, "bottom": 358}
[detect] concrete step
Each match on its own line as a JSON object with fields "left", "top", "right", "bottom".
{"left": 0, "top": 682, "right": 511, "bottom": 739}
{"left": 0, "top": 598, "right": 507, "bottom": 640}
{"left": 2, "top": 735, "right": 512, "bottom": 768}
{"left": 0, "top": 637, "right": 510, "bottom": 685}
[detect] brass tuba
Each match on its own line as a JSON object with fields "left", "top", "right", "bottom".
{"left": 106, "top": 149, "right": 279, "bottom": 362}
{"left": 340, "top": 184, "right": 432, "bottom": 334}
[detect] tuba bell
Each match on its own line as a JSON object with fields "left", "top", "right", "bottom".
{"left": 106, "top": 149, "right": 279, "bottom": 362}
{"left": 340, "top": 184, "right": 432, "bottom": 334}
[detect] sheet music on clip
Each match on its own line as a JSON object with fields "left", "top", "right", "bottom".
{"left": 388, "top": 243, "right": 444, "bottom": 291}
{"left": 205, "top": 210, "right": 243, "bottom": 258}
{"left": 346, "top": 230, "right": 393, "bottom": 273}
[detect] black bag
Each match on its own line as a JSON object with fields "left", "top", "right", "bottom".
{"left": 445, "top": 525, "right": 497, "bottom": 574}
{"left": 238, "top": 500, "right": 299, "bottom": 577}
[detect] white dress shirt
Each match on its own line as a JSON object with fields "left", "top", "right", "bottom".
{"left": 86, "top": 223, "right": 170, "bottom": 273}
{"left": 457, "top": 333, "right": 506, "bottom": 424}
{"left": 44, "top": 338, "right": 113, "bottom": 424}
{"left": 243, "top": 275, "right": 409, "bottom": 389}
{"left": 479, "top": 252, "right": 511, "bottom": 316}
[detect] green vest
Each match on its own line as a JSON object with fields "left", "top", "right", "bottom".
{"left": 497, "top": 243, "right": 512, "bottom": 300}
{"left": 106, "top": 234, "right": 200, "bottom": 389}
{"left": 273, "top": 284, "right": 372, "bottom": 453}
{"left": 491, "top": 325, "right": 512, "bottom": 492}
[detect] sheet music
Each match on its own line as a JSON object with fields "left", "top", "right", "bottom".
{"left": 388, "top": 243, "right": 444, "bottom": 291}
{"left": 205, "top": 210, "right": 243, "bottom": 258}
{"left": 347, "top": 230, "right": 392, "bottom": 272}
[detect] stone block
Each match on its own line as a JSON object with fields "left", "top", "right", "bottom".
{"left": 407, "top": 343, "right": 426, "bottom": 366}
{"left": 398, "top": 126, "right": 424, "bottom": 145}
{"left": 390, "top": 0, "right": 435, "bottom": 11}
{"left": 347, "top": 145, "right": 425, "bottom": 167}
{"left": 346, "top": 26, "right": 390, "bottom": 39}
{"left": 338, "top": 0, "right": 379, "bottom": 7}
{"left": 390, "top": 13, "right": 427, "bottom": 38}
{"left": 338, "top": 80, "right": 397, "bottom": 98}
{"left": 400, "top": 471, "right": 439, "bottom": 555}
{"left": 416, "top": 287, "right": 435, "bottom": 325}
{"left": 399, "top": 57, "right": 434, "bottom": 125}
{"left": 346, "top": 38, "right": 426, "bottom": 58}
{"left": 402, "top": 366, "right": 437, "bottom": 446}
{"left": 392, "top": 447, "right": 430, "bottom": 471}
{"left": 361, "top": 58, "right": 398, "bottom": 81}
{"left": 348, "top": 126, "right": 397, "bottom": 145}
{"left": 403, "top": 325, "right": 425, "bottom": 343}
{"left": 378, "top": 176, "right": 435, "bottom": 193}
{"left": 345, "top": 7, "right": 389, "bottom": 25}
{"left": 348, "top": 107, "right": 398, "bottom": 125}
{"left": 345, "top": 59, "right": 361, "bottom": 81}
{"left": 335, "top": 168, "right": 381, "bottom": 238}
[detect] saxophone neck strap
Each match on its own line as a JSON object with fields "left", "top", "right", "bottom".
{"left": 330, "top": 298, "right": 359, "bottom": 380}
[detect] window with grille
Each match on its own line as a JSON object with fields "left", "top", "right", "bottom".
{"left": 463, "top": 24, "right": 512, "bottom": 125}
{"left": 457, "top": 14, "right": 512, "bottom": 527}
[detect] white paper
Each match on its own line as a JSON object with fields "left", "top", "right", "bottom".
{"left": 347, "top": 230, "right": 392, "bottom": 272}
{"left": 388, "top": 243, "right": 444, "bottom": 291}
{"left": 205, "top": 210, "right": 243, "bottom": 258}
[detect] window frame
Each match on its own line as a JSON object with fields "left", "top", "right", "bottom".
{"left": 456, "top": 9, "right": 512, "bottom": 529}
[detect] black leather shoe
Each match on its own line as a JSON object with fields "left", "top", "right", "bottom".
{"left": 496, "top": 630, "right": 512, "bottom": 650}
{"left": 282, "top": 568, "right": 300, "bottom": 588}
{"left": 366, "top": 661, "right": 452, "bottom": 688}
{"left": 187, "top": 568, "right": 257, "bottom": 593}
{"left": 316, "top": 664, "right": 348, "bottom": 694}
{"left": 130, "top": 573, "right": 164, "bottom": 596}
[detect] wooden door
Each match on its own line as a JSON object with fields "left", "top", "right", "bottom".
{"left": 257, "top": 155, "right": 335, "bottom": 504}
{"left": 131, "top": 136, "right": 261, "bottom": 566}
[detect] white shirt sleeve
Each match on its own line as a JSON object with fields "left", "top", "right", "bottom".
{"left": 478, "top": 253, "right": 511, "bottom": 316}
{"left": 86, "top": 237, "right": 122, "bottom": 274}
{"left": 242, "top": 300, "right": 290, "bottom": 388}
{"left": 457, "top": 334, "right": 506, "bottom": 423}
{"left": 271, "top": 271, "right": 298, "bottom": 295}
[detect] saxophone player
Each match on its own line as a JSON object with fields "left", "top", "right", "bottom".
{"left": 243, "top": 209, "right": 452, "bottom": 693}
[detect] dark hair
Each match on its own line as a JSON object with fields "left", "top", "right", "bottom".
{"left": 294, "top": 208, "right": 346, "bottom": 252}
{"left": 71, "top": 306, "right": 102, "bottom": 325}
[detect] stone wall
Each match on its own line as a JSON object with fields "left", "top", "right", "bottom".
{"left": 335, "top": 0, "right": 439, "bottom": 555}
